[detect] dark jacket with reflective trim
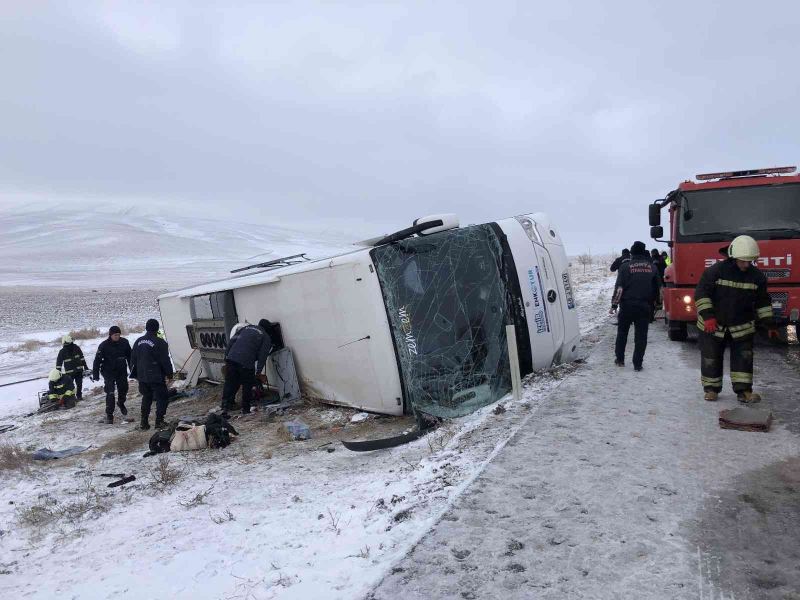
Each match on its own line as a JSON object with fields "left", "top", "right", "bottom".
{"left": 93, "top": 337, "right": 132, "bottom": 379}
{"left": 48, "top": 374, "right": 75, "bottom": 400}
{"left": 56, "top": 343, "right": 88, "bottom": 375}
{"left": 694, "top": 259, "right": 772, "bottom": 335}
{"left": 130, "top": 332, "right": 173, "bottom": 383}
{"left": 612, "top": 254, "right": 660, "bottom": 307}
{"left": 224, "top": 325, "right": 272, "bottom": 373}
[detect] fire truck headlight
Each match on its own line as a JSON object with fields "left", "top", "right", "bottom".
{"left": 683, "top": 295, "right": 692, "bottom": 304}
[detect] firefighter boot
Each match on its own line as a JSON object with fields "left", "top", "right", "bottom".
{"left": 737, "top": 391, "right": 762, "bottom": 404}
{"left": 704, "top": 391, "right": 719, "bottom": 402}
{"left": 139, "top": 417, "right": 151, "bottom": 431}
{"left": 98, "top": 415, "right": 113, "bottom": 424}
{"left": 154, "top": 417, "right": 166, "bottom": 430}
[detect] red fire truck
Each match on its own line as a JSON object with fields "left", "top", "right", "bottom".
{"left": 649, "top": 166, "right": 800, "bottom": 341}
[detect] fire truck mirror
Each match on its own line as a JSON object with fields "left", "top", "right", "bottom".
{"left": 650, "top": 225, "right": 663, "bottom": 239}
{"left": 648, "top": 203, "right": 661, "bottom": 227}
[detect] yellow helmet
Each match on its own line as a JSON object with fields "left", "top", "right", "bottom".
{"left": 728, "top": 235, "right": 759, "bottom": 261}
{"left": 49, "top": 368, "right": 62, "bottom": 382}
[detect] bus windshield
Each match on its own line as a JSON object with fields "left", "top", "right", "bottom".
{"left": 678, "top": 183, "right": 800, "bottom": 242}
{"left": 370, "top": 224, "right": 516, "bottom": 418}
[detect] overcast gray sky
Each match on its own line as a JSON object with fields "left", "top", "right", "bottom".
{"left": 1, "top": 1, "right": 798, "bottom": 253}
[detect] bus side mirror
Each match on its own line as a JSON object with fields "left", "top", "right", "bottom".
{"left": 650, "top": 226, "right": 664, "bottom": 239}
{"left": 648, "top": 203, "right": 661, "bottom": 227}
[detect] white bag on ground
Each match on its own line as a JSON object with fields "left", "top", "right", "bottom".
{"left": 170, "top": 424, "right": 207, "bottom": 452}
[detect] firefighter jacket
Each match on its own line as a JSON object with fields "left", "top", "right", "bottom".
{"left": 694, "top": 259, "right": 773, "bottom": 338}
{"left": 611, "top": 254, "right": 660, "bottom": 308}
{"left": 93, "top": 337, "right": 132, "bottom": 380}
{"left": 224, "top": 324, "right": 273, "bottom": 373}
{"left": 130, "top": 332, "right": 173, "bottom": 383}
{"left": 48, "top": 374, "right": 75, "bottom": 401}
{"left": 56, "top": 343, "right": 88, "bottom": 376}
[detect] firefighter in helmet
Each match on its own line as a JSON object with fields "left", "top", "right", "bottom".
{"left": 694, "top": 235, "right": 777, "bottom": 402}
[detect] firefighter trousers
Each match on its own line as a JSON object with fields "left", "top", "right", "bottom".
{"left": 700, "top": 332, "right": 754, "bottom": 393}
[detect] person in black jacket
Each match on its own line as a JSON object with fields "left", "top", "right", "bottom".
{"left": 694, "top": 235, "right": 776, "bottom": 403}
{"left": 92, "top": 325, "right": 132, "bottom": 424}
{"left": 56, "top": 335, "right": 88, "bottom": 400}
{"left": 610, "top": 241, "right": 661, "bottom": 371}
{"left": 221, "top": 319, "right": 273, "bottom": 415}
{"left": 130, "top": 319, "right": 173, "bottom": 430}
{"left": 609, "top": 249, "right": 631, "bottom": 272}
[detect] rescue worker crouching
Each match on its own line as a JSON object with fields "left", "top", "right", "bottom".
{"left": 610, "top": 241, "right": 661, "bottom": 371}
{"left": 92, "top": 325, "right": 132, "bottom": 424}
{"left": 221, "top": 319, "right": 273, "bottom": 416}
{"left": 48, "top": 368, "right": 76, "bottom": 409}
{"left": 695, "top": 235, "right": 777, "bottom": 403}
{"left": 56, "top": 335, "right": 88, "bottom": 400}
{"left": 131, "top": 319, "right": 174, "bottom": 430}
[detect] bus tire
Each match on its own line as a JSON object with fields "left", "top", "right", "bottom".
{"left": 667, "top": 319, "right": 688, "bottom": 341}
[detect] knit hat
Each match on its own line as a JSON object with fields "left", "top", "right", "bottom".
{"left": 109, "top": 325, "right": 121, "bottom": 335}
{"left": 631, "top": 241, "right": 647, "bottom": 255}
{"left": 258, "top": 319, "right": 272, "bottom": 331}
{"left": 146, "top": 319, "right": 160, "bottom": 332}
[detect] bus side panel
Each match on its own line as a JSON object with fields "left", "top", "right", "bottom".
{"left": 495, "top": 219, "right": 557, "bottom": 370}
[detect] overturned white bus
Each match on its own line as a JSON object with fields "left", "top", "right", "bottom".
{"left": 157, "top": 213, "right": 580, "bottom": 418}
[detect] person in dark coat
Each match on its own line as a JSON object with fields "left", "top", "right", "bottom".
{"left": 56, "top": 335, "right": 88, "bottom": 400}
{"left": 610, "top": 241, "right": 661, "bottom": 371}
{"left": 92, "top": 325, "right": 132, "bottom": 424}
{"left": 130, "top": 319, "right": 173, "bottom": 430}
{"left": 221, "top": 319, "right": 273, "bottom": 415}
{"left": 609, "top": 249, "right": 631, "bottom": 272}
{"left": 650, "top": 249, "right": 666, "bottom": 280}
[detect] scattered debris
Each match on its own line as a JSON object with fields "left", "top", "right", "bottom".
{"left": 32, "top": 446, "right": 90, "bottom": 461}
{"left": 100, "top": 473, "right": 136, "bottom": 488}
{"left": 284, "top": 420, "right": 311, "bottom": 440}
{"left": 719, "top": 407, "right": 773, "bottom": 432}
{"left": 351, "top": 412, "right": 370, "bottom": 423}
{"left": 0, "top": 424, "right": 18, "bottom": 434}
{"left": 492, "top": 404, "right": 507, "bottom": 415}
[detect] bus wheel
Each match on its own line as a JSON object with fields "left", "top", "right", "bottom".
{"left": 667, "top": 319, "right": 688, "bottom": 341}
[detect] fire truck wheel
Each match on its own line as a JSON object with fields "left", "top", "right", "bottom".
{"left": 667, "top": 319, "right": 688, "bottom": 342}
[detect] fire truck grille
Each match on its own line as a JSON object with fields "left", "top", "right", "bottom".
{"left": 763, "top": 269, "right": 790, "bottom": 279}
{"left": 769, "top": 292, "right": 789, "bottom": 316}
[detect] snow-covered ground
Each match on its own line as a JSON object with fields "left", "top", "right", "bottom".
{"left": 0, "top": 265, "right": 616, "bottom": 599}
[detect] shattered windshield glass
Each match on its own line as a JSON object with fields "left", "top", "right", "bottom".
{"left": 371, "top": 224, "right": 515, "bottom": 418}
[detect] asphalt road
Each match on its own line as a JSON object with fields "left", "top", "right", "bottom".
{"left": 368, "top": 323, "right": 800, "bottom": 599}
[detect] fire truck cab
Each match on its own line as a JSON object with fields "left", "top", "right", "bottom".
{"left": 649, "top": 166, "right": 800, "bottom": 341}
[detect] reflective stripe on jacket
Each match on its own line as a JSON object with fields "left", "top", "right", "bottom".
{"left": 57, "top": 343, "right": 88, "bottom": 375}
{"left": 694, "top": 259, "right": 772, "bottom": 336}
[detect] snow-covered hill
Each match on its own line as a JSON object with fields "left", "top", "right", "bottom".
{"left": 0, "top": 206, "right": 355, "bottom": 288}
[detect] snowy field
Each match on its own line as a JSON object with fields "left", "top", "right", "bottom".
{"left": 0, "top": 206, "right": 354, "bottom": 289}
{"left": 0, "top": 263, "right": 616, "bottom": 599}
